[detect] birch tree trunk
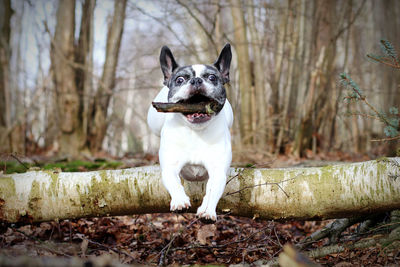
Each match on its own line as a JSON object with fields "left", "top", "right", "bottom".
{"left": 0, "top": 158, "right": 399, "bottom": 223}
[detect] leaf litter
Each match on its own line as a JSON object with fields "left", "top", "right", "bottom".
{"left": 1, "top": 213, "right": 399, "bottom": 266}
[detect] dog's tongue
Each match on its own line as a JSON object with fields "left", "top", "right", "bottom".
{"left": 186, "top": 112, "right": 211, "bottom": 123}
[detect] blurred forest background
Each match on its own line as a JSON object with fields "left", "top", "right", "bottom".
{"left": 0, "top": 0, "right": 399, "bottom": 163}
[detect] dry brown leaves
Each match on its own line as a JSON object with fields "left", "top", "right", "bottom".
{"left": 0, "top": 214, "right": 399, "bottom": 266}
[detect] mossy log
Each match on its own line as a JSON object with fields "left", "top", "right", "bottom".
{"left": 0, "top": 158, "right": 399, "bottom": 223}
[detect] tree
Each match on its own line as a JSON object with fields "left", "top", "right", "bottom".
{"left": 89, "top": 0, "right": 127, "bottom": 152}
{"left": 0, "top": 158, "right": 399, "bottom": 223}
{"left": 0, "top": 0, "right": 13, "bottom": 153}
{"left": 51, "top": 0, "right": 127, "bottom": 156}
{"left": 292, "top": 0, "right": 338, "bottom": 157}
{"left": 51, "top": 0, "right": 81, "bottom": 157}
{"left": 230, "top": 0, "right": 253, "bottom": 145}
{"left": 75, "top": 0, "right": 96, "bottom": 153}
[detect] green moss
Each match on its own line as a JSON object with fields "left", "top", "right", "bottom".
{"left": 42, "top": 160, "right": 122, "bottom": 172}
{"left": 27, "top": 180, "right": 43, "bottom": 219}
{"left": 0, "top": 160, "right": 123, "bottom": 174}
{"left": 234, "top": 168, "right": 255, "bottom": 217}
{"left": 0, "top": 161, "right": 30, "bottom": 174}
{"left": 376, "top": 157, "right": 389, "bottom": 163}
{"left": 0, "top": 177, "right": 16, "bottom": 199}
{"left": 76, "top": 170, "right": 140, "bottom": 216}
{"left": 43, "top": 170, "right": 60, "bottom": 197}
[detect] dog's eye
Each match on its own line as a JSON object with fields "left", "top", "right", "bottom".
{"left": 208, "top": 74, "right": 216, "bottom": 82}
{"left": 176, "top": 76, "right": 185, "bottom": 85}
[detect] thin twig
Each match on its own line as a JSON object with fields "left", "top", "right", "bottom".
{"left": 332, "top": 0, "right": 367, "bottom": 42}
{"left": 224, "top": 173, "right": 303, "bottom": 198}
{"left": 76, "top": 234, "right": 137, "bottom": 262}
{"left": 226, "top": 168, "right": 246, "bottom": 185}
{"left": 343, "top": 74, "right": 399, "bottom": 131}
{"left": 158, "top": 216, "right": 200, "bottom": 266}
{"left": 10, "top": 153, "right": 29, "bottom": 170}
{"left": 345, "top": 112, "right": 381, "bottom": 121}
{"left": 175, "top": 0, "right": 219, "bottom": 56}
{"left": 366, "top": 54, "right": 400, "bottom": 69}
{"left": 276, "top": 183, "right": 289, "bottom": 198}
{"left": 14, "top": 229, "right": 72, "bottom": 257}
{"left": 273, "top": 226, "right": 283, "bottom": 248}
{"left": 371, "top": 135, "right": 400, "bottom": 142}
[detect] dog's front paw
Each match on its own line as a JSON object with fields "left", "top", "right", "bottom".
{"left": 170, "top": 194, "right": 191, "bottom": 212}
{"left": 196, "top": 205, "right": 217, "bottom": 222}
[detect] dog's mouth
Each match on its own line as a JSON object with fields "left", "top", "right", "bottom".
{"left": 178, "top": 94, "right": 217, "bottom": 123}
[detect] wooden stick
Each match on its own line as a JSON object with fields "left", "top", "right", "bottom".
{"left": 152, "top": 101, "right": 223, "bottom": 114}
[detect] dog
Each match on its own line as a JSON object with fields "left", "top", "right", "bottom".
{"left": 147, "top": 44, "right": 233, "bottom": 221}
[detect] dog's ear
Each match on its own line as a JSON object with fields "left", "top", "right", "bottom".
{"left": 160, "top": 46, "right": 179, "bottom": 85}
{"left": 214, "top": 43, "right": 232, "bottom": 84}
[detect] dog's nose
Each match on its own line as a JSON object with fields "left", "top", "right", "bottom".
{"left": 190, "top": 77, "right": 203, "bottom": 87}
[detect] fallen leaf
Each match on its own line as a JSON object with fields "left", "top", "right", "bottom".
{"left": 80, "top": 239, "right": 89, "bottom": 256}
{"left": 196, "top": 224, "right": 216, "bottom": 245}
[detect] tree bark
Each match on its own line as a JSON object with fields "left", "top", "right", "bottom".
{"left": 51, "top": 0, "right": 82, "bottom": 157}
{"left": 75, "top": 0, "right": 96, "bottom": 151}
{"left": 248, "top": 0, "right": 267, "bottom": 147}
{"left": 230, "top": 0, "right": 253, "bottom": 145}
{"left": 268, "top": 0, "right": 289, "bottom": 151}
{"left": 89, "top": 0, "right": 127, "bottom": 152}
{"left": 0, "top": 0, "right": 13, "bottom": 153}
{"left": 292, "top": 0, "right": 337, "bottom": 157}
{"left": 276, "top": 0, "right": 299, "bottom": 153}
{"left": 0, "top": 158, "right": 399, "bottom": 223}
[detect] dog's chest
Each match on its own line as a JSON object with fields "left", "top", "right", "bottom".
{"left": 166, "top": 125, "right": 214, "bottom": 156}
{"left": 160, "top": 115, "right": 226, "bottom": 164}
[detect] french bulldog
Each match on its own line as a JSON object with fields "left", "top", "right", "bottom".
{"left": 147, "top": 44, "right": 233, "bottom": 221}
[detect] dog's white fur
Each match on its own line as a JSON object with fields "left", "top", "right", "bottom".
{"left": 147, "top": 78, "right": 233, "bottom": 221}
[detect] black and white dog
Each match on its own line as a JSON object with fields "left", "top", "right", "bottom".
{"left": 147, "top": 44, "right": 233, "bottom": 221}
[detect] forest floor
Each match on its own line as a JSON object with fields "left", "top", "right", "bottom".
{"left": 1, "top": 152, "right": 399, "bottom": 266}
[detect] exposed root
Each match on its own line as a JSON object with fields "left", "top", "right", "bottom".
{"left": 263, "top": 225, "right": 400, "bottom": 266}
{"left": 298, "top": 217, "right": 362, "bottom": 249}
{"left": 307, "top": 225, "right": 400, "bottom": 259}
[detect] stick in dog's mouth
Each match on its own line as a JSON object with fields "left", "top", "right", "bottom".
{"left": 152, "top": 96, "right": 223, "bottom": 113}
{"left": 152, "top": 94, "right": 224, "bottom": 123}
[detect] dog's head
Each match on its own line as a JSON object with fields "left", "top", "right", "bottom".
{"left": 159, "top": 44, "right": 232, "bottom": 124}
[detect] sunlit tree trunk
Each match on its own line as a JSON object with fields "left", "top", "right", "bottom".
{"left": 230, "top": 0, "right": 253, "bottom": 145}
{"left": 0, "top": 0, "right": 12, "bottom": 153}
{"left": 248, "top": 1, "right": 266, "bottom": 147}
{"left": 89, "top": 0, "right": 127, "bottom": 152}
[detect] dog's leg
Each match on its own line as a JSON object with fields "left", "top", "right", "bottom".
{"left": 196, "top": 168, "right": 227, "bottom": 221}
{"left": 161, "top": 167, "right": 191, "bottom": 211}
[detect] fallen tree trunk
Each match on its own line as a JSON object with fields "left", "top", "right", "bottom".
{"left": 0, "top": 158, "right": 399, "bottom": 223}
